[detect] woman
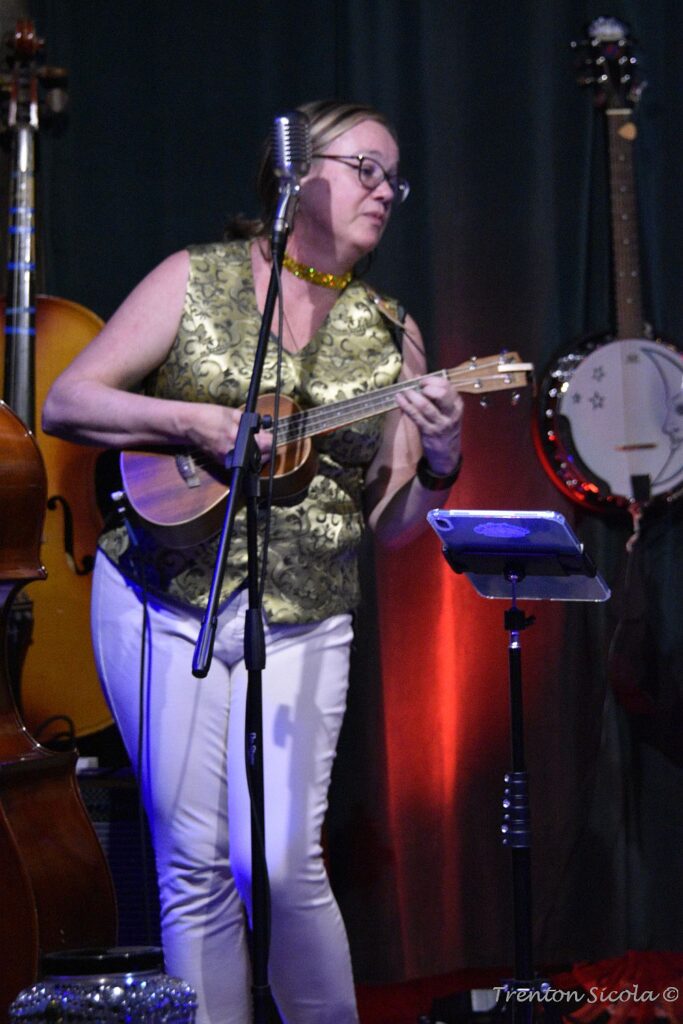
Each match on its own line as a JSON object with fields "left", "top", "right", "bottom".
{"left": 43, "top": 100, "right": 463, "bottom": 1024}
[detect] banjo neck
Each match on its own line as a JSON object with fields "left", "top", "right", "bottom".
{"left": 606, "top": 108, "right": 646, "bottom": 340}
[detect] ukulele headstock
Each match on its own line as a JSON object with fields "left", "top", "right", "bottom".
{"left": 452, "top": 352, "right": 534, "bottom": 402}
{"left": 572, "top": 16, "right": 644, "bottom": 110}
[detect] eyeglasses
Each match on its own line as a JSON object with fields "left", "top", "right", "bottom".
{"left": 313, "top": 154, "right": 410, "bottom": 205}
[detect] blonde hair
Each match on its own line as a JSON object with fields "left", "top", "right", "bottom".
{"left": 225, "top": 99, "right": 398, "bottom": 240}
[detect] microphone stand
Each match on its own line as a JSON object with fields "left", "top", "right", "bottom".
{"left": 193, "top": 181, "right": 299, "bottom": 1024}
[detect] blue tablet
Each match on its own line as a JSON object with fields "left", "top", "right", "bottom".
{"left": 426, "top": 509, "right": 610, "bottom": 601}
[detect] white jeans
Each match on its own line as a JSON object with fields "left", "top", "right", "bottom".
{"left": 92, "top": 552, "right": 359, "bottom": 1024}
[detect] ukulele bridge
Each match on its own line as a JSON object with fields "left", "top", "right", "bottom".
{"left": 176, "top": 453, "right": 201, "bottom": 488}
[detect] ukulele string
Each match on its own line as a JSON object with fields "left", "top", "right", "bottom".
{"left": 176, "top": 358, "right": 521, "bottom": 469}
{"left": 274, "top": 361, "right": 522, "bottom": 441}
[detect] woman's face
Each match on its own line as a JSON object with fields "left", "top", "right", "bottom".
{"left": 295, "top": 118, "right": 400, "bottom": 265}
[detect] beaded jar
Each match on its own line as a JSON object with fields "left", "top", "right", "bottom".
{"left": 9, "top": 947, "right": 197, "bottom": 1023}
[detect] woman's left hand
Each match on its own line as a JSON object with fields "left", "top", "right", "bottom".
{"left": 395, "top": 374, "right": 464, "bottom": 474}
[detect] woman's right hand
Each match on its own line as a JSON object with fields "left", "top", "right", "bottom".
{"left": 184, "top": 402, "right": 273, "bottom": 466}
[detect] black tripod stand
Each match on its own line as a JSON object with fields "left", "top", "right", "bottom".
{"left": 427, "top": 509, "right": 610, "bottom": 1024}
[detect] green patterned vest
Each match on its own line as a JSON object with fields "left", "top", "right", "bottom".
{"left": 99, "top": 239, "right": 403, "bottom": 622}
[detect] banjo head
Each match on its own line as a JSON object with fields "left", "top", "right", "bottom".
{"left": 534, "top": 336, "right": 683, "bottom": 512}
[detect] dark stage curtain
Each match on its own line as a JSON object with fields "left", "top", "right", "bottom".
{"left": 7, "top": 0, "right": 683, "bottom": 982}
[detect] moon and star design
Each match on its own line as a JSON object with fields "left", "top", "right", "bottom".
{"left": 556, "top": 338, "right": 683, "bottom": 502}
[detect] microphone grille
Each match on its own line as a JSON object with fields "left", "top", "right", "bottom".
{"left": 272, "top": 111, "right": 312, "bottom": 179}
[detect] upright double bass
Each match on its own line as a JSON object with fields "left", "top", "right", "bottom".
{"left": 1, "top": 21, "right": 112, "bottom": 740}
{"left": 0, "top": 21, "right": 117, "bottom": 1019}
{"left": 0, "top": 404, "right": 117, "bottom": 1018}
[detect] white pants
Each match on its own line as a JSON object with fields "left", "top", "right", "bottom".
{"left": 92, "top": 552, "right": 359, "bottom": 1024}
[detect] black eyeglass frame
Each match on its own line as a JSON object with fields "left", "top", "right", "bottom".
{"left": 312, "top": 153, "right": 410, "bottom": 205}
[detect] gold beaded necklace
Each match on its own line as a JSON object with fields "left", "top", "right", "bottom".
{"left": 282, "top": 253, "right": 352, "bottom": 290}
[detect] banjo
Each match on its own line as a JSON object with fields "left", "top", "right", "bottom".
{"left": 534, "top": 16, "right": 683, "bottom": 515}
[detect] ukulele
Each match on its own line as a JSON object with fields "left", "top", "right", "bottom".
{"left": 120, "top": 352, "right": 533, "bottom": 548}
{"left": 534, "top": 16, "right": 683, "bottom": 516}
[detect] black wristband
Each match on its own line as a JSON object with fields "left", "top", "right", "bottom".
{"left": 416, "top": 454, "right": 463, "bottom": 491}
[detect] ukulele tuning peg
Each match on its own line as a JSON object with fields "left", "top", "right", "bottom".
{"left": 510, "top": 391, "right": 521, "bottom": 406}
{"left": 479, "top": 396, "right": 489, "bottom": 409}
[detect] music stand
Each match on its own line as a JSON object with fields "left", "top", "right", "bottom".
{"left": 426, "top": 510, "right": 610, "bottom": 1024}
